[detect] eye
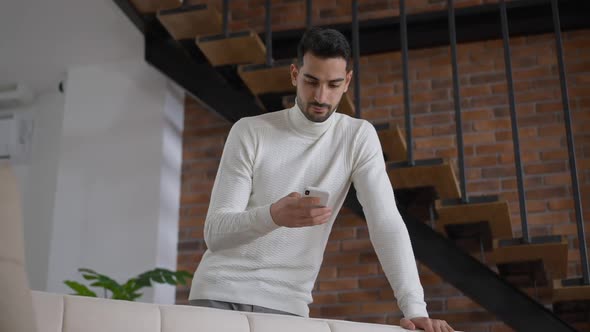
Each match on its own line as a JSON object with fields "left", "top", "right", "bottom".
{"left": 329, "top": 84, "right": 341, "bottom": 89}
{"left": 305, "top": 80, "right": 318, "bottom": 86}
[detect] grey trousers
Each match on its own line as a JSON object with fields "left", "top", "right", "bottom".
{"left": 189, "top": 299, "right": 299, "bottom": 317}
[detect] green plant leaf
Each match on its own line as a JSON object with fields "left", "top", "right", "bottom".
{"left": 81, "top": 274, "right": 98, "bottom": 281}
{"left": 130, "top": 292, "right": 143, "bottom": 301}
{"left": 175, "top": 271, "right": 193, "bottom": 285}
{"left": 84, "top": 273, "right": 125, "bottom": 299}
{"left": 163, "top": 274, "right": 176, "bottom": 285}
{"left": 123, "top": 278, "right": 139, "bottom": 293}
{"left": 136, "top": 277, "right": 152, "bottom": 288}
{"left": 66, "top": 267, "right": 194, "bottom": 302}
{"left": 151, "top": 273, "right": 164, "bottom": 283}
{"left": 78, "top": 268, "right": 99, "bottom": 275}
{"left": 64, "top": 281, "right": 97, "bottom": 297}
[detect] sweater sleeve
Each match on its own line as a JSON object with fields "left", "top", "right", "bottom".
{"left": 350, "top": 122, "right": 428, "bottom": 319}
{"left": 203, "top": 119, "right": 280, "bottom": 252}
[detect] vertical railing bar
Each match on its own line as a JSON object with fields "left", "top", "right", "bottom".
{"left": 448, "top": 0, "right": 468, "bottom": 203}
{"left": 265, "top": 0, "right": 272, "bottom": 66}
{"left": 400, "top": 0, "right": 414, "bottom": 165}
{"left": 306, "top": 0, "right": 312, "bottom": 29}
{"left": 222, "top": 0, "right": 229, "bottom": 37}
{"left": 352, "top": 0, "right": 361, "bottom": 118}
{"left": 500, "top": 0, "right": 529, "bottom": 243}
{"left": 551, "top": 0, "right": 589, "bottom": 285}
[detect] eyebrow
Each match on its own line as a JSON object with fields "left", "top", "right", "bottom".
{"left": 303, "top": 73, "right": 345, "bottom": 84}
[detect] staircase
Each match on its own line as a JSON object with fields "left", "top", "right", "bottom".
{"left": 114, "top": 0, "right": 590, "bottom": 330}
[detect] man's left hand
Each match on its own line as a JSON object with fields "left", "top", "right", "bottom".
{"left": 400, "top": 317, "right": 454, "bottom": 332}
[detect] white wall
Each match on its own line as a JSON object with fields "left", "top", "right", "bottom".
{"left": 44, "top": 60, "right": 183, "bottom": 304}
{"left": 1, "top": 0, "right": 184, "bottom": 303}
{"left": 0, "top": 91, "right": 65, "bottom": 291}
{"left": 154, "top": 82, "right": 184, "bottom": 304}
{"left": 16, "top": 92, "right": 65, "bottom": 291}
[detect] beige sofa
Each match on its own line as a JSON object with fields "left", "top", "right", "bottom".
{"left": 31, "top": 291, "right": 408, "bottom": 332}
{"left": 1, "top": 163, "right": 408, "bottom": 332}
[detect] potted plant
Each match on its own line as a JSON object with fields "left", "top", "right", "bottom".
{"left": 64, "top": 268, "right": 192, "bottom": 301}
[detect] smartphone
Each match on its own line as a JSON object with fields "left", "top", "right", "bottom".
{"left": 303, "top": 186, "right": 330, "bottom": 207}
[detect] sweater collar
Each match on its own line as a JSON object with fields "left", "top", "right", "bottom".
{"left": 287, "top": 101, "right": 335, "bottom": 139}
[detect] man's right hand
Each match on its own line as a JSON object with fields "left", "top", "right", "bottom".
{"left": 270, "top": 192, "right": 333, "bottom": 228}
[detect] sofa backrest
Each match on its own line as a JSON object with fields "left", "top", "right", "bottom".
{"left": 31, "top": 291, "right": 407, "bottom": 332}
{"left": 0, "top": 164, "right": 38, "bottom": 332}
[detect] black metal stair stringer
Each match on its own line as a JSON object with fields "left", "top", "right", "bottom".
{"left": 344, "top": 187, "right": 576, "bottom": 332}
{"left": 113, "top": 0, "right": 264, "bottom": 122}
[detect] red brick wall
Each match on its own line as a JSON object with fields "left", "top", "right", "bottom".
{"left": 175, "top": 2, "right": 590, "bottom": 330}
{"left": 359, "top": 30, "right": 590, "bottom": 276}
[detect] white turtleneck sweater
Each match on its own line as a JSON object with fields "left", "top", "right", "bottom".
{"left": 189, "top": 104, "right": 427, "bottom": 318}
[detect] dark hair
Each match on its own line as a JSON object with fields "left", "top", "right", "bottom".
{"left": 297, "top": 27, "right": 352, "bottom": 71}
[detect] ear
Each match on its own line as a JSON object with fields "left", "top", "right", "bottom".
{"left": 290, "top": 63, "right": 298, "bottom": 87}
{"left": 343, "top": 70, "right": 353, "bottom": 93}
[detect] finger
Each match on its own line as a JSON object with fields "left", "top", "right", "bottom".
{"left": 307, "top": 207, "right": 332, "bottom": 218}
{"left": 298, "top": 213, "right": 331, "bottom": 227}
{"left": 299, "top": 196, "right": 321, "bottom": 207}
{"left": 312, "top": 213, "right": 332, "bottom": 225}
{"left": 311, "top": 211, "right": 332, "bottom": 224}
{"left": 435, "top": 321, "right": 443, "bottom": 332}
{"left": 423, "top": 321, "right": 435, "bottom": 332}
{"left": 288, "top": 192, "right": 301, "bottom": 199}
{"left": 444, "top": 321, "right": 454, "bottom": 332}
{"left": 399, "top": 318, "right": 415, "bottom": 330}
{"left": 296, "top": 206, "right": 329, "bottom": 219}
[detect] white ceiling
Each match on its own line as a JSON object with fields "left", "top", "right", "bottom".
{"left": 0, "top": 0, "right": 144, "bottom": 95}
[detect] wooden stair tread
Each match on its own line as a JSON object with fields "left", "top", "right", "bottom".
{"left": 157, "top": 4, "right": 222, "bottom": 40}
{"left": 553, "top": 280, "right": 590, "bottom": 302}
{"left": 388, "top": 163, "right": 461, "bottom": 200}
{"left": 378, "top": 126, "right": 407, "bottom": 163}
{"left": 490, "top": 239, "right": 569, "bottom": 279}
{"left": 196, "top": 31, "right": 267, "bottom": 66}
{"left": 571, "top": 323, "right": 590, "bottom": 331}
{"left": 435, "top": 200, "right": 513, "bottom": 239}
{"left": 238, "top": 61, "right": 295, "bottom": 95}
{"left": 129, "top": 0, "right": 180, "bottom": 14}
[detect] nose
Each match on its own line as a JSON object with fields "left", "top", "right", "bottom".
{"left": 314, "top": 85, "right": 328, "bottom": 105}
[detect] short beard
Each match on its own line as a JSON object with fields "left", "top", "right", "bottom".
{"left": 296, "top": 96, "right": 335, "bottom": 123}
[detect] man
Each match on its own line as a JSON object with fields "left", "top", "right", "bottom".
{"left": 189, "top": 27, "right": 454, "bottom": 332}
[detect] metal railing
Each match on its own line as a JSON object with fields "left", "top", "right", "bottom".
{"left": 222, "top": 0, "right": 229, "bottom": 37}
{"left": 550, "top": 0, "right": 589, "bottom": 285}
{"left": 265, "top": 0, "right": 273, "bottom": 66}
{"left": 447, "top": 0, "right": 468, "bottom": 203}
{"left": 400, "top": 0, "right": 414, "bottom": 165}
{"left": 500, "top": 0, "right": 531, "bottom": 243}
{"left": 352, "top": 0, "right": 361, "bottom": 118}
{"left": 306, "top": 0, "right": 312, "bottom": 29}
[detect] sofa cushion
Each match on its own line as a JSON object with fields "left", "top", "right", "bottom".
{"left": 0, "top": 264, "right": 38, "bottom": 332}
{"left": 0, "top": 164, "right": 37, "bottom": 332}
{"left": 246, "top": 312, "right": 331, "bottom": 332}
{"left": 160, "top": 304, "right": 249, "bottom": 332}
{"left": 327, "top": 319, "right": 406, "bottom": 332}
{"left": 32, "top": 291, "right": 63, "bottom": 332}
{"left": 62, "top": 295, "right": 160, "bottom": 332}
